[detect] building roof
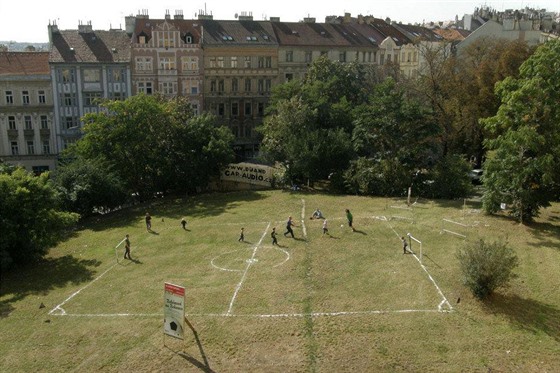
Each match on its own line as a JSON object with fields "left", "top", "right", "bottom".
{"left": 201, "top": 20, "right": 278, "bottom": 46}
{"left": 49, "top": 28, "right": 131, "bottom": 63}
{"left": 133, "top": 18, "right": 201, "bottom": 44}
{"left": 393, "top": 23, "right": 445, "bottom": 43}
{"left": 0, "top": 52, "right": 50, "bottom": 76}
{"left": 271, "top": 21, "right": 375, "bottom": 47}
{"left": 433, "top": 28, "right": 471, "bottom": 41}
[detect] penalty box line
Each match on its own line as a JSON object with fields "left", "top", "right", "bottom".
{"left": 383, "top": 218, "right": 453, "bottom": 313}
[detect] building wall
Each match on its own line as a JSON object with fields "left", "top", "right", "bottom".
{"left": 0, "top": 75, "right": 57, "bottom": 172}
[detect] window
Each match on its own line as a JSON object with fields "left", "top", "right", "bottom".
{"left": 63, "top": 138, "right": 76, "bottom": 150}
{"left": 387, "top": 54, "right": 392, "bottom": 63}
{"left": 244, "top": 102, "right": 252, "bottom": 116}
{"left": 231, "top": 56, "right": 238, "bottom": 68}
{"left": 286, "top": 51, "right": 293, "bottom": 62}
{"left": 339, "top": 52, "right": 346, "bottom": 62}
{"left": 61, "top": 69, "right": 75, "bottom": 83}
{"left": 159, "top": 58, "right": 175, "bottom": 70}
{"left": 209, "top": 57, "right": 217, "bottom": 68}
{"left": 217, "top": 57, "right": 224, "bottom": 68}
{"left": 38, "top": 90, "right": 46, "bottom": 104}
{"left": 320, "top": 51, "right": 328, "bottom": 57}
{"left": 135, "top": 57, "right": 153, "bottom": 71}
{"left": 65, "top": 116, "right": 78, "bottom": 129}
{"left": 258, "top": 57, "right": 264, "bottom": 68}
{"left": 24, "top": 115, "right": 32, "bottom": 130}
{"left": 158, "top": 32, "right": 175, "bottom": 48}
{"left": 285, "top": 73, "right": 294, "bottom": 81}
{"left": 232, "top": 78, "right": 238, "bottom": 92}
{"left": 111, "top": 91, "right": 124, "bottom": 100}
{"left": 40, "top": 115, "right": 48, "bottom": 129}
{"left": 210, "top": 80, "right": 216, "bottom": 92}
{"left": 138, "top": 35, "right": 146, "bottom": 44}
{"left": 84, "top": 92, "right": 101, "bottom": 106}
{"left": 244, "top": 125, "right": 252, "bottom": 138}
{"left": 244, "top": 57, "right": 251, "bottom": 68}
{"left": 161, "top": 82, "right": 176, "bottom": 95}
{"left": 8, "top": 115, "right": 16, "bottom": 129}
{"left": 231, "top": 102, "right": 239, "bottom": 116}
{"left": 83, "top": 69, "right": 101, "bottom": 82}
{"left": 5, "top": 90, "right": 13, "bottom": 104}
{"left": 27, "top": 141, "right": 35, "bottom": 155}
{"left": 265, "top": 79, "right": 271, "bottom": 92}
{"left": 258, "top": 102, "right": 265, "bottom": 116}
{"left": 413, "top": 52, "right": 417, "bottom": 62}
{"left": 22, "top": 91, "right": 30, "bottom": 104}
{"left": 218, "top": 103, "right": 225, "bottom": 117}
{"left": 218, "top": 80, "right": 224, "bottom": 92}
{"left": 181, "top": 56, "right": 198, "bottom": 71}
{"left": 138, "top": 82, "right": 153, "bottom": 95}
{"left": 63, "top": 93, "right": 75, "bottom": 106}
{"left": 11, "top": 141, "right": 19, "bottom": 155}
{"left": 191, "top": 103, "right": 199, "bottom": 116}
{"left": 244, "top": 78, "right": 251, "bottom": 92}
{"left": 185, "top": 35, "right": 193, "bottom": 44}
{"left": 265, "top": 57, "right": 272, "bottom": 68}
{"left": 258, "top": 79, "right": 264, "bottom": 92}
{"left": 380, "top": 53, "right": 385, "bottom": 65}
{"left": 305, "top": 51, "right": 312, "bottom": 63}
{"left": 190, "top": 86, "right": 198, "bottom": 95}
{"left": 32, "top": 166, "right": 49, "bottom": 175}
{"left": 42, "top": 140, "right": 50, "bottom": 154}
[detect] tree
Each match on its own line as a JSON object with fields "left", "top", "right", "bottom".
{"left": 482, "top": 39, "right": 560, "bottom": 222}
{"left": 457, "top": 239, "right": 518, "bottom": 300}
{"left": 77, "top": 94, "right": 234, "bottom": 197}
{"left": 52, "top": 158, "right": 128, "bottom": 217}
{"left": 0, "top": 166, "right": 78, "bottom": 270}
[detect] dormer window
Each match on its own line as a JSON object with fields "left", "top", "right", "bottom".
{"left": 139, "top": 35, "right": 146, "bottom": 44}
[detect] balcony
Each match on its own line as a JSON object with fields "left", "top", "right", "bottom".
{"left": 7, "top": 129, "right": 18, "bottom": 138}
{"left": 158, "top": 69, "right": 178, "bottom": 76}
{"left": 40, "top": 128, "right": 51, "bottom": 137}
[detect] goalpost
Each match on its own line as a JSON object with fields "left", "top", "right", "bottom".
{"left": 441, "top": 218, "right": 469, "bottom": 239}
{"left": 114, "top": 236, "right": 127, "bottom": 263}
{"left": 407, "top": 233, "right": 423, "bottom": 263}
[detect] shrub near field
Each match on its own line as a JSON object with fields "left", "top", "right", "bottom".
{"left": 1, "top": 190, "right": 559, "bottom": 372}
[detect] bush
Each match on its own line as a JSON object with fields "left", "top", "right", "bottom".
{"left": 456, "top": 239, "right": 519, "bottom": 299}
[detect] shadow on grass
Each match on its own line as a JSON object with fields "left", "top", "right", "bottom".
{"left": 166, "top": 321, "right": 215, "bottom": 372}
{"left": 0, "top": 255, "right": 99, "bottom": 318}
{"left": 83, "top": 190, "right": 269, "bottom": 232}
{"left": 484, "top": 293, "right": 560, "bottom": 342}
{"left": 525, "top": 220, "right": 560, "bottom": 251}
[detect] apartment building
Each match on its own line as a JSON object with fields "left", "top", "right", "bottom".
{"left": 0, "top": 52, "right": 56, "bottom": 172}
{"left": 128, "top": 10, "right": 203, "bottom": 114}
{"left": 48, "top": 22, "right": 132, "bottom": 151}
{"left": 200, "top": 13, "right": 279, "bottom": 161}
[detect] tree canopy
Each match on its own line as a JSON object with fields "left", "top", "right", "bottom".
{"left": 73, "top": 94, "right": 234, "bottom": 200}
{"left": 0, "top": 165, "right": 78, "bottom": 270}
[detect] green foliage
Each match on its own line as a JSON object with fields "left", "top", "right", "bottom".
{"left": 77, "top": 94, "right": 234, "bottom": 197}
{"left": 424, "top": 154, "right": 473, "bottom": 199}
{"left": 344, "top": 157, "right": 410, "bottom": 196}
{"left": 457, "top": 239, "right": 519, "bottom": 299}
{"left": 52, "top": 158, "right": 128, "bottom": 217}
{"left": 482, "top": 39, "right": 560, "bottom": 222}
{"left": 0, "top": 167, "right": 78, "bottom": 270}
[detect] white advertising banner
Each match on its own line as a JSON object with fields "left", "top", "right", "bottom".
{"left": 220, "top": 163, "right": 274, "bottom": 186}
{"left": 163, "top": 283, "right": 185, "bottom": 339}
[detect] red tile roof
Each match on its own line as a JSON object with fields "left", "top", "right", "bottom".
{"left": 0, "top": 52, "right": 50, "bottom": 76}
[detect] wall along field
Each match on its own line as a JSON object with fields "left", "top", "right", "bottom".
{"left": 1, "top": 190, "right": 559, "bottom": 372}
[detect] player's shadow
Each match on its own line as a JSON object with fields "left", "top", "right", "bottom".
{"left": 484, "top": 293, "right": 560, "bottom": 342}
{"left": 120, "top": 258, "right": 143, "bottom": 265}
{"left": 353, "top": 229, "right": 367, "bottom": 235}
{"left": 148, "top": 230, "right": 160, "bottom": 235}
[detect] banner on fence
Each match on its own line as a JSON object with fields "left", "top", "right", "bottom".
{"left": 220, "top": 162, "right": 275, "bottom": 186}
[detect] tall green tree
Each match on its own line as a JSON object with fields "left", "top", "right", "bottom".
{"left": 0, "top": 166, "right": 78, "bottom": 270}
{"left": 482, "top": 39, "right": 560, "bottom": 222}
{"left": 77, "top": 94, "right": 234, "bottom": 197}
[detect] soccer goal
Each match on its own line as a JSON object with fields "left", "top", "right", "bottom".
{"left": 406, "top": 233, "right": 423, "bottom": 263}
{"left": 114, "top": 236, "right": 128, "bottom": 263}
{"left": 441, "top": 218, "right": 469, "bottom": 239}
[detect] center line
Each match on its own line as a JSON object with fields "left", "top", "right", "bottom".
{"left": 226, "top": 222, "right": 271, "bottom": 316}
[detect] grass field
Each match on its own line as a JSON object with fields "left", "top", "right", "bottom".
{"left": 1, "top": 190, "right": 560, "bottom": 372}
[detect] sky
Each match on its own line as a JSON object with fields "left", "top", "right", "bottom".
{"left": 0, "top": 0, "right": 558, "bottom": 43}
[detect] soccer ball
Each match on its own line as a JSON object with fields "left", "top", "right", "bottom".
{"left": 341, "top": 224, "right": 344, "bottom": 228}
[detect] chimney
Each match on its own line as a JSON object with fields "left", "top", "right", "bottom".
{"left": 270, "top": 17, "right": 280, "bottom": 22}
{"left": 78, "top": 21, "right": 93, "bottom": 33}
{"left": 165, "top": 9, "right": 171, "bottom": 20}
{"left": 198, "top": 9, "right": 213, "bottom": 20}
{"left": 125, "top": 15, "right": 136, "bottom": 35}
{"left": 136, "top": 9, "right": 149, "bottom": 19}
{"left": 304, "top": 17, "right": 316, "bottom": 23}
{"left": 174, "top": 10, "right": 184, "bottom": 20}
{"left": 238, "top": 11, "right": 253, "bottom": 21}
{"left": 48, "top": 21, "right": 59, "bottom": 45}
{"left": 344, "top": 12, "right": 351, "bottom": 23}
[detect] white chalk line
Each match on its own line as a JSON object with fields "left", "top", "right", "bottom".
{"left": 301, "top": 199, "right": 307, "bottom": 238}
{"left": 211, "top": 246, "right": 291, "bottom": 272}
{"left": 225, "top": 222, "right": 271, "bottom": 316}
{"left": 383, "top": 219, "right": 453, "bottom": 313}
{"left": 49, "top": 262, "right": 118, "bottom": 316}
{"left": 50, "top": 308, "right": 441, "bottom": 318}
